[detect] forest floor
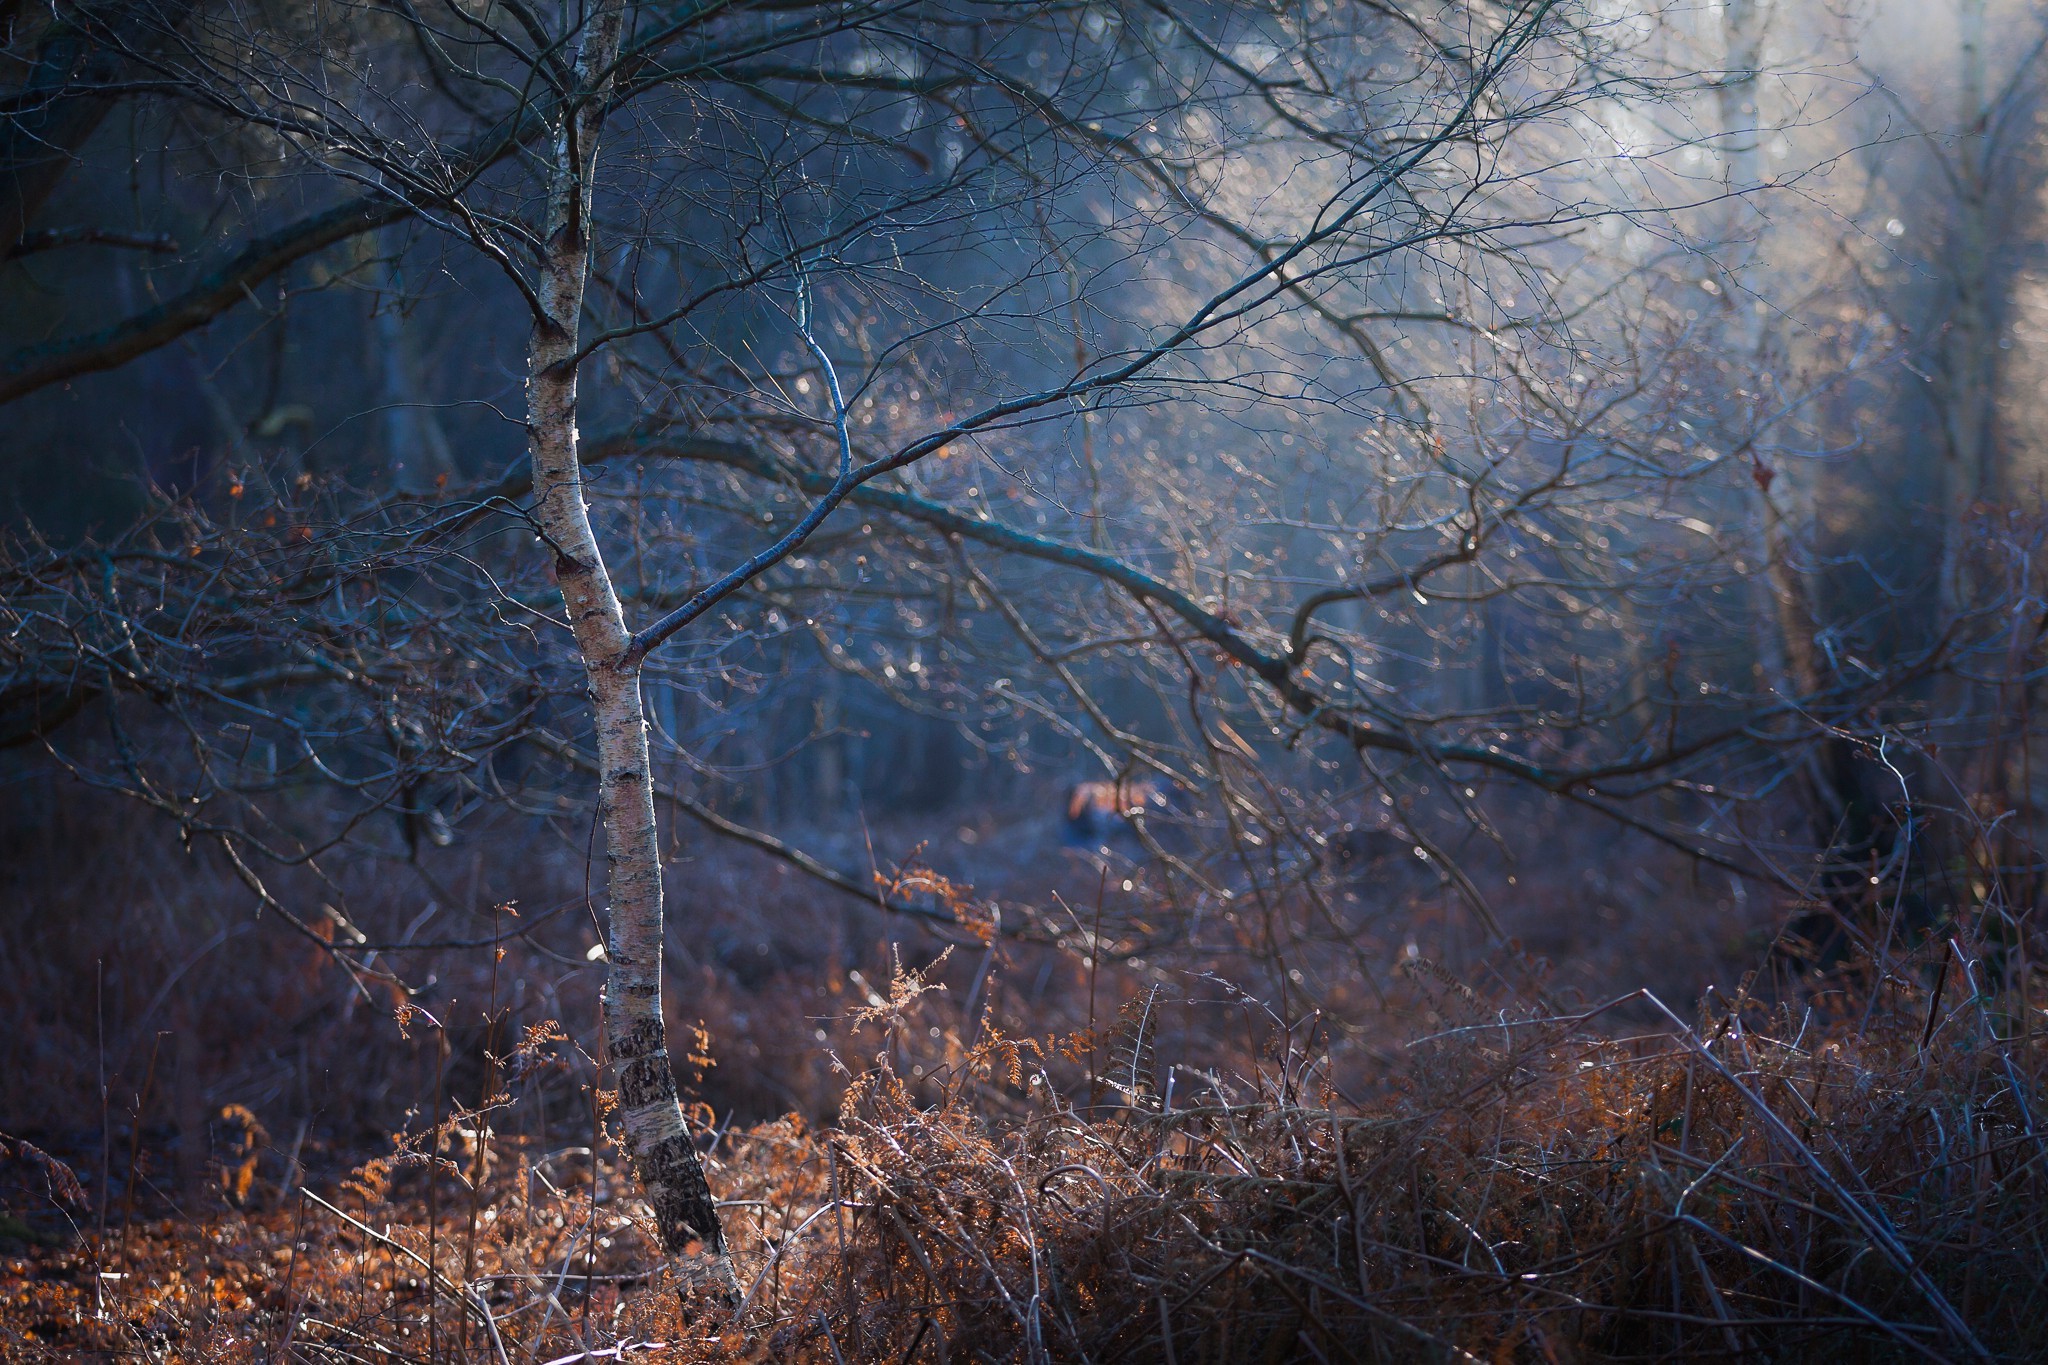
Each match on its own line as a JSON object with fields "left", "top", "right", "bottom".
{"left": 4, "top": 788, "right": 2045, "bottom": 1359}
{"left": 5, "top": 957, "right": 2046, "bottom": 1364}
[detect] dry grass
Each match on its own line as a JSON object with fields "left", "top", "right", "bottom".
{"left": 5, "top": 938, "right": 2045, "bottom": 1363}
{"left": 5, "top": 775, "right": 2045, "bottom": 1360}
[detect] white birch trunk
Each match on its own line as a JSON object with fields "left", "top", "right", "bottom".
{"left": 525, "top": 0, "right": 734, "bottom": 1301}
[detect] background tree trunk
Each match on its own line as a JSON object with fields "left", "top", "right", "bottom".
{"left": 370, "top": 238, "right": 454, "bottom": 492}
{"left": 1939, "top": 0, "right": 1998, "bottom": 620}
{"left": 0, "top": 0, "right": 197, "bottom": 249}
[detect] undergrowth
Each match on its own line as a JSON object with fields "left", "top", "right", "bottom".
{"left": 5, "top": 942, "right": 2044, "bottom": 1363}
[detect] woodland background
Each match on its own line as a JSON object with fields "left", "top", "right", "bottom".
{"left": 3, "top": 0, "right": 2047, "bottom": 1359}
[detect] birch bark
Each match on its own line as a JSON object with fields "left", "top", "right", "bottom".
{"left": 525, "top": 0, "right": 734, "bottom": 1300}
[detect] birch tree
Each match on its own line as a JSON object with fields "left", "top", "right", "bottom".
{"left": 517, "top": 0, "right": 734, "bottom": 1296}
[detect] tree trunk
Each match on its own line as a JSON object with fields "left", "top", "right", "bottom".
{"left": 525, "top": 0, "right": 733, "bottom": 1301}
{"left": 370, "top": 238, "right": 455, "bottom": 492}
{"left": 1710, "top": 0, "right": 1911, "bottom": 963}
{"left": 1713, "top": 1, "right": 1811, "bottom": 701}
{"left": 1930, "top": 0, "right": 2011, "bottom": 896}
{"left": 1939, "top": 0, "right": 1997, "bottom": 621}
{"left": 1716, "top": 0, "right": 1823, "bottom": 704}
{"left": 0, "top": 0, "right": 197, "bottom": 248}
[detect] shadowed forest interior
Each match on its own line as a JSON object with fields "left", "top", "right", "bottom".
{"left": 4, "top": 0, "right": 2048, "bottom": 1359}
